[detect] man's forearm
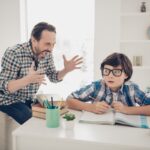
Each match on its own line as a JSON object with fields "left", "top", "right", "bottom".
{"left": 57, "top": 68, "right": 68, "bottom": 80}
{"left": 7, "top": 76, "right": 31, "bottom": 93}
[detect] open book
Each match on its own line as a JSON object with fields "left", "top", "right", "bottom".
{"left": 79, "top": 110, "right": 150, "bottom": 129}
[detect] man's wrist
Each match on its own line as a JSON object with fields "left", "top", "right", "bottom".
{"left": 63, "top": 68, "right": 69, "bottom": 74}
{"left": 24, "top": 75, "right": 32, "bottom": 85}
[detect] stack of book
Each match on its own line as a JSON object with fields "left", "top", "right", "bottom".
{"left": 36, "top": 94, "right": 66, "bottom": 106}
{"left": 32, "top": 94, "right": 68, "bottom": 119}
{"left": 32, "top": 103, "right": 69, "bottom": 119}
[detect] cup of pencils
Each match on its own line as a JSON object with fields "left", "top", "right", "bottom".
{"left": 45, "top": 97, "right": 60, "bottom": 128}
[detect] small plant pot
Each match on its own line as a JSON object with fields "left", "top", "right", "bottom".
{"left": 63, "top": 113, "right": 75, "bottom": 129}
{"left": 64, "top": 120, "right": 75, "bottom": 130}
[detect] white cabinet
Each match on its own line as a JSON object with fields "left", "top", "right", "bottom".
{"left": 95, "top": 0, "right": 150, "bottom": 90}
{"left": 120, "top": 0, "right": 150, "bottom": 90}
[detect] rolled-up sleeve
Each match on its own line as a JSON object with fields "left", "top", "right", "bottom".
{"left": 134, "top": 84, "right": 150, "bottom": 105}
{"left": 0, "top": 48, "right": 20, "bottom": 94}
{"left": 67, "top": 83, "right": 95, "bottom": 102}
{"left": 142, "top": 94, "right": 150, "bottom": 105}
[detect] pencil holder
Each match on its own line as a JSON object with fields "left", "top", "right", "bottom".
{"left": 46, "top": 106, "right": 60, "bottom": 128}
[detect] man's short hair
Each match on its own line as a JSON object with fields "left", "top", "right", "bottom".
{"left": 31, "top": 22, "right": 56, "bottom": 41}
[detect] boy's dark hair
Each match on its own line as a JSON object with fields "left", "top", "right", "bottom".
{"left": 31, "top": 22, "right": 56, "bottom": 41}
{"left": 100, "top": 52, "right": 133, "bottom": 82}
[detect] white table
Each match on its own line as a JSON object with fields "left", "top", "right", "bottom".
{"left": 13, "top": 110, "right": 150, "bottom": 150}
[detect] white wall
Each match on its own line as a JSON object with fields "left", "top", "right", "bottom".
{"left": 0, "top": 0, "right": 120, "bottom": 80}
{"left": 0, "top": 0, "right": 21, "bottom": 66}
{"left": 94, "top": 0, "right": 121, "bottom": 80}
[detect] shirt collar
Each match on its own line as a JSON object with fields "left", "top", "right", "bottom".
{"left": 27, "top": 40, "right": 35, "bottom": 58}
{"left": 102, "top": 79, "right": 124, "bottom": 95}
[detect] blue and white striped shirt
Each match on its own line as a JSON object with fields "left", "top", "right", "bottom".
{"left": 67, "top": 79, "right": 150, "bottom": 106}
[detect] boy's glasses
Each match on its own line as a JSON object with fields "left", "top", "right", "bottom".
{"left": 102, "top": 68, "right": 123, "bottom": 77}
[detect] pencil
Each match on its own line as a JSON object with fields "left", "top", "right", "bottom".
{"left": 51, "top": 97, "right": 54, "bottom": 108}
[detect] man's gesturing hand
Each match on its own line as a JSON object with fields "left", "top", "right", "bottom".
{"left": 63, "top": 55, "right": 83, "bottom": 73}
{"left": 26, "top": 62, "right": 46, "bottom": 85}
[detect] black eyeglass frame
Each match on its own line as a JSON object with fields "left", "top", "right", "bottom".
{"left": 102, "top": 68, "right": 123, "bottom": 77}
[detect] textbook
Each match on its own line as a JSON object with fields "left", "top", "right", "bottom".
{"left": 79, "top": 110, "right": 150, "bottom": 129}
{"left": 36, "top": 94, "right": 66, "bottom": 108}
{"left": 32, "top": 103, "right": 69, "bottom": 119}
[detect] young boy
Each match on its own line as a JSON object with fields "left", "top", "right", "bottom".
{"left": 66, "top": 53, "right": 150, "bottom": 115}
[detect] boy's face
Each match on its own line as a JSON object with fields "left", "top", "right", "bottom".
{"left": 102, "top": 65, "right": 128, "bottom": 92}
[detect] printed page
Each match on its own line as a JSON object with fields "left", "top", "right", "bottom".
{"left": 115, "top": 112, "right": 150, "bottom": 128}
{"left": 79, "top": 110, "right": 115, "bottom": 125}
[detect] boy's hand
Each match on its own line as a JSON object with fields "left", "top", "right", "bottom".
{"left": 91, "top": 101, "right": 110, "bottom": 114}
{"left": 111, "top": 101, "right": 128, "bottom": 113}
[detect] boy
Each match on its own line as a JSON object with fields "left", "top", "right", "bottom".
{"left": 66, "top": 53, "right": 150, "bottom": 115}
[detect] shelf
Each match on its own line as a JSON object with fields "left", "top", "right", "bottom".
{"left": 121, "top": 12, "right": 150, "bottom": 17}
{"left": 120, "top": 0, "right": 150, "bottom": 90}
{"left": 120, "top": 40, "right": 150, "bottom": 43}
{"left": 133, "top": 66, "right": 150, "bottom": 70}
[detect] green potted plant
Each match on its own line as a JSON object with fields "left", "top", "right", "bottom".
{"left": 63, "top": 113, "right": 75, "bottom": 129}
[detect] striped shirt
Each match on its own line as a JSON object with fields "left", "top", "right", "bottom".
{"left": 67, "top": 79, "right": 150, "bottom": 106}
{"left": 0, "top": 41, "right": 60, "bottom": 105}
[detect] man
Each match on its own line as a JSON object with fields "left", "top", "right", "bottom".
{"left": 0, "top": 22, "right": 82, "bottom": 124}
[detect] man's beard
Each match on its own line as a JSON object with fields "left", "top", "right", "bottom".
{"left": 34, "top": 46, "right": 51, "bottom": 59}
{"left": 34, "top": 47, "right": 45, "bottom": 59}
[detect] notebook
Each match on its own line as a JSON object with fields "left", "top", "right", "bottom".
{"left": 79, "top": 110, "right": 150, "bottom": 128}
